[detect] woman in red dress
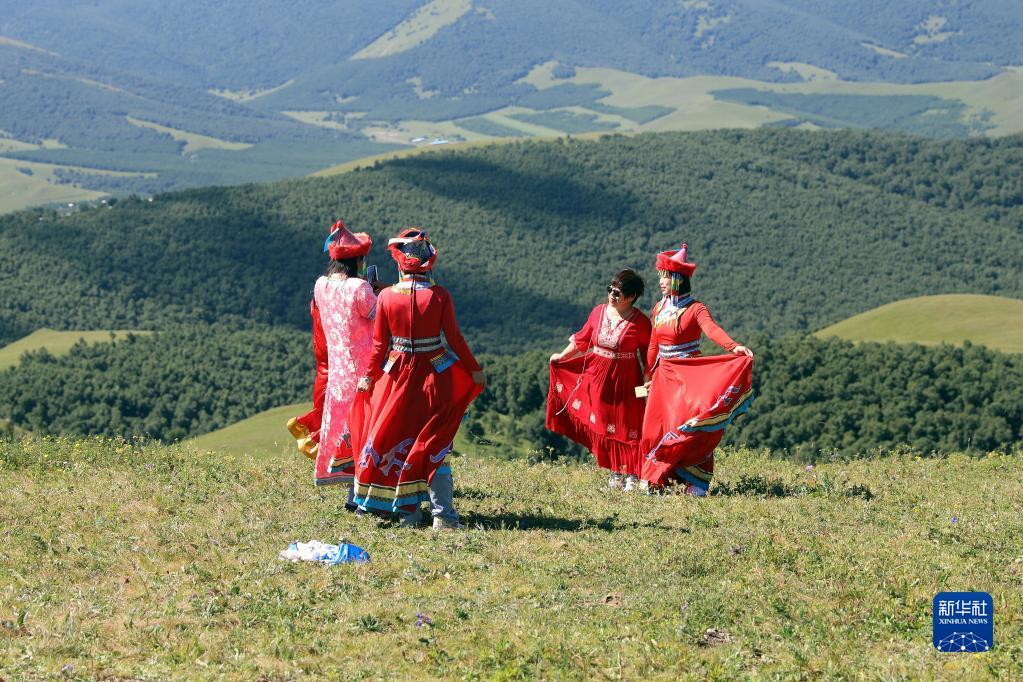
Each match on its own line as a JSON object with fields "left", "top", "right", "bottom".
{"left": 640, "top": 244, "right": 754, "bottom": 495}
{"left": 547, "top": 269, "right": 652, "bottom": 490}
{"left": 344, "top": 228, "right": 485, "bottom": 529}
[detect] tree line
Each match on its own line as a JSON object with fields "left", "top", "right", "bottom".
{"left": 1, "top": 327, "right": 1020, "bottom": 458}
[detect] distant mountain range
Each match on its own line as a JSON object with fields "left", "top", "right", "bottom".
{"left": 2, "top": 0, "right": 1021, "bottom": 211}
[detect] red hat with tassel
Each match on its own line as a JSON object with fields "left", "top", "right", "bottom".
{"left": 323, "top": 219, "right": 372, "bottom": 260}
{"left": 388, "top": 227, "right": 438, "bottom": 273}
{"left": 655, "top": 242, "right": 697, "bottom": 276}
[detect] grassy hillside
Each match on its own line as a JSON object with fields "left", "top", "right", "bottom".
{"left": 190, "top": 401, "right": 488, "bottom": 462}
{"left": 817, "top": 295, "right": 1023, "bottom": 354}
{"left": 0, "top": 329, "right": 148, "bottom": 371}
{"left": 190, "top": 402, "right": 311, "bottom": 460}
{"left": 1, "top": 437, "right": 1020, "bottom": 678}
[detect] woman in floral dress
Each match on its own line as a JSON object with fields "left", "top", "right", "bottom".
{"left": 287, "top": 219, "right": 378, "bottom": 499}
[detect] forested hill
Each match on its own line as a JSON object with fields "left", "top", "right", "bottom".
{"left": 2, "top": 1, "right": 1022, "bottom": 212}
{"left": 4, "top": 1, "right": 1017, "bottom": 91}
{"left": 1, "top": 129, "right": 1021, "bottom": 355}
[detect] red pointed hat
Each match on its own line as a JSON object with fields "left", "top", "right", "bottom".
{"left": 388, "top": 227, "right": 438, "bottom": 273}
{"left": 323, "top": 219, "right": 372, "bottom": 260}
{"left": 656, "top": 242, "right": 697, "bottom": 276}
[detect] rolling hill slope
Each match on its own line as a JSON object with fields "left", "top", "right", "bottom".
{"left": 190, "top": 402, "right": 311, "bottom": 460}
{"left": 2, "top": 1, "right": 1023, "bottom": 211}
{"left": 2, "top": 129, "right": 1022, "bottom": 352}
{"left": 816, "top": 294, "right": 1023, "bottom": 354}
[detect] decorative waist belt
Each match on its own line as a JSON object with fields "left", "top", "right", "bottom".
{"left": 390, "top": 335, "right": 443, "bottom": 353}
{"left": 658, "top": 341, "right": 701, "bottom": 359}
{"left": 592, "top": 346, "right": 635, "bottom": 360}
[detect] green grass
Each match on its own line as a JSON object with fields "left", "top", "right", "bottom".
{"left": 351, "top": 0, "right": 473, "bottom": 60}
{"left": 190, "top": 401, "right": 487, "bottom": 462}
{"left": 124, "top": 117, "right": 253, "bottom": 154}
{"left": 1, "top": 437, "right": 1020, "bottom": 678}
{"left": 518, "top": 62, "right": 1023, "bottom": 137}
{"left": 455, "top": 117, "right": 530, "bottom": 138}
{"left": 509, "top": 110, "right": 620, "bottom": 134}
{"left": 816, "top": 294, "right": 1023, "bottom": 353}
{"left": 311, "top": 136, "right": 533, "bottom": 177}
{"left": 190, "top": 402, "right": 311, "bottom": 461}
{"left": 0, "top": 329, "right": 150, "bottom": 371}
{"left": 0, "top": 157, "right": 110, "bottom": 214}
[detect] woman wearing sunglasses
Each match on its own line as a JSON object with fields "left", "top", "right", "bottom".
{"left": 547, "top": 269, "right": 652, "bottom": 490}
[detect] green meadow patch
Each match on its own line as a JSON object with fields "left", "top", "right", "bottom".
{"left": 190, "top": 402, "right": 311, "bottom": 460}
{"left": 0, "top": 328, "right": 149, "bottom": 371}
{"left": 2, "top": 437, "right": 1020, "bottom": 678}
{"left": 817, "top": 294, "right": 1023, "bottom": 354}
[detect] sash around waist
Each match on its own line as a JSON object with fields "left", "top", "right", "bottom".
{"left": 390, "top": 335, "right": 443, "bottom": 353}
{"left": 657, "top": 340, "right": 701, "bottom": 359}
{"left": 591, "top": 346, "right": 635, "bottom": 360}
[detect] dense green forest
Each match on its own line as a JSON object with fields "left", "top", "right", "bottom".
{"left": 0, "top": 327, "right": 309, "bottom": 442}
{"left": 0, "top": 48, "right": 396, "bottom": 195}
{"left": 2, "top": 328, "right": 1020, "bottom": 457}
{"left": 2, "top": 130, "right": 1021, "bottom": 353}
{"left": 2, "top": 129, "right": 1022, "bottom": 454}
{"left": 252, "top": 0, "right": 1012, "bottom": 121}
{"left": 5, "top": 0, "right": 1014, "bottom": 92}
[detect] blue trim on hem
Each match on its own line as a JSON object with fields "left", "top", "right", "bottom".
{"left": 675, "top": 467, "right": 710, "bottom": 490}
{"left": 678, "top": 393, "right": 754, "bottom": 434}
{"left": 314, "top": 475, "right": 354, "bottom": 487}
{"left": 354, "top": 491, "right": 429, "bottom": 514}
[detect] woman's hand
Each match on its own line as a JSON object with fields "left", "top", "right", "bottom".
{"left": 471, "top": 370, "right": 487, "bottom": 386}
{"left": 549, "top": 352, "right": 562, "bottom": 363}
{"left": 733, "top": 345, "right": 754, "bottom": 358}
{"left": 357, "top": 376, "right": 373, "bottom": 392}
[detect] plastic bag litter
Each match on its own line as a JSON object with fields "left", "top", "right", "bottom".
{"left": 279, "top": 540, "right": 370, "bottom": 565}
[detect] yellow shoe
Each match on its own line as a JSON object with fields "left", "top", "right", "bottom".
{"left": 286, "top": 417, "right": 309, "bottom": 440}
{"left": 297, "top": 437, "right": 318, "bottom": 460}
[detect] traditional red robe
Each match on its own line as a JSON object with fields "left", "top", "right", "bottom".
{"left": 547, "top": 304, "right": 651, "bottom": 476}
{"left": 640, "top": 298, "right": 754, "bottom": 490}
{"left": 288, "top": 298, "right": 328, "bottom": 459}
{"left": 342, "top": 278, "right": 482, "bottom": 513}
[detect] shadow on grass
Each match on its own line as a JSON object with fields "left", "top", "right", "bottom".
{"left": 462, "top": 511, "right": 676, "bottom": 533}
{"left": 710, "top": 474, "right": 874, "bottom": 500}
{"left": 453, "top": 487, "right": 498, "bottom": 501}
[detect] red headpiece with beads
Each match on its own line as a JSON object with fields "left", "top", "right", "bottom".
{"left": 323, "top": 219, "right": 372, "bottom": 260}
{"left": 388, "top": 227, "right": 438, "bottom": 273}
{"left": 655, "top": 242, "right": 697, "bottom": 276}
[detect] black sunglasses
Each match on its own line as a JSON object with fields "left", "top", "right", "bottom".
{"left": 606, "top": 285, "right": 623, "bottom": 297}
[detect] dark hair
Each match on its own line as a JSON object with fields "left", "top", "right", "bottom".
{"left": 673, "top": 274, "right": 692, "bottom": 296}
{"left": 611, "top": 268, "right": 645, "bottom": 300}
{"left": 326, "top": 257, "right": 360, "bottom": 277}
